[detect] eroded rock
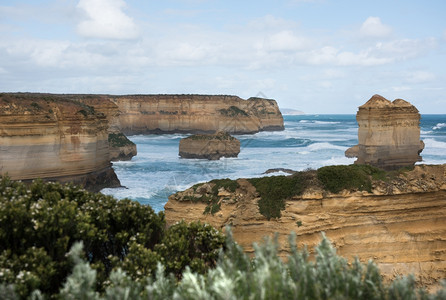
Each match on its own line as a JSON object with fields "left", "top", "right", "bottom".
{"left": 346, "top": 94, "right": 424, "bottom": 170}
{"left": 0, "top": 93, "right": 121, "bottom": 191}
{"left": 179, "top": 131, "right": 240, "bottom": 160}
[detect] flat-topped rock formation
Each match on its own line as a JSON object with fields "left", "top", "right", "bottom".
{"left": 0, "top": 93, "right": 120, "bottom": 191}
{"left": 179, "top": 131, "right": 240, "bottom": 160}
{"left": 109, "top": 95, "right": 284, "bottom": 135}
{"left": 1, "top": 93, "right": 284, "bottom": 136}
{"left": 165, "top": 164, "right": 446, "bottom": 290}
{"left": 346, "top": 94, "right": 424, "bottom": 170}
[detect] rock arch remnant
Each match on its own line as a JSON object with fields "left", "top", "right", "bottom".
{"left": 345, "top": 94, "right": 424, "bottom": 170}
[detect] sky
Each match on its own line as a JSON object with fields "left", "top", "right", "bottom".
{"left": 0, "top": 0, "right": 445, "bottom": 113}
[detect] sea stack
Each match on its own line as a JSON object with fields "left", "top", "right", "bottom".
{"left": 345, "top": 94, "right": 424, "bottom": 170}
{"left": 179, "top": 131, "right": 240, "bottom": 160}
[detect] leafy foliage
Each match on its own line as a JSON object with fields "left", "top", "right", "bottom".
{"left": 317, "top": 164, "right": 386, "bottom": 193}
{"left": 249, "top": 172, "right": 312, "bottom": 219}
{"left": 4, "top": 229, "right": 445, "bottom": 299}
{"left": 0, "top": 177, "right": 224, "bottom": 298}
{"left": 154, "top": 221, "right": 225, "bottom": 277}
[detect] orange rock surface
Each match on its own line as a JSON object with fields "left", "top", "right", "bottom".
{"left": 0, "top": 93, "right": 120, "bottom": 191}
{"left": 346, "top": 95, "right": 424, "bottom": 170}
{"left": 109, "top": 95, "right": 284, "bottom": 135}
{"left": 165, "top": 164, "right": 446, "bottom": 289}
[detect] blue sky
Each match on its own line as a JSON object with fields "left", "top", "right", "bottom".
{"left": 1, "top": 0, "right": 445, "bottom": 113}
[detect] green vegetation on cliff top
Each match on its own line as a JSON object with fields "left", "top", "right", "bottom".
{"left": 108, "top": 132, "right": 135, "bottom": 148}
{"left": 185, "top": 131, "right": 237, "bottom": 141}
{"left": 185, "top": 165, "right": 411, "bottom": 219}
{"left": 1, "top": 175, "right": 445, "bottom": 299}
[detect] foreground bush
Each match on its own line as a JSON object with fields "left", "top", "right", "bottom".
{"left": 3, "top": 230, "right": 445, "bottom": 299}
{"left": 0, "top": 177, "right": 225, "bottom": 298}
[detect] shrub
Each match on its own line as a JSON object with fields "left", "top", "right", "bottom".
{"left": 0, "top": 177, "right": 225, "bottom": 297}
{"left": 6, "top": 229, "right": 445, "bottom": 299}
{"left": 195, "top": 178, "right": 239, "bottom": 215}
{"left": 154, "top": 221, "right": 225, "bottom": 278}
{"left": 317, "top": 164, "right": 386, "bottom": 193}
{"left": 249, "top": 173, "right": 310, "bottom": 219}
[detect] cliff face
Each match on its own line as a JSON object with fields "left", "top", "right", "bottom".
{"left": 346, "top": 95, "right": 424, "bottom": 170}
{"left": 0, "top": 93, "right": 120, "bottom": 191}
{"left": 179, "top": 131, "right": 240, "bottom": 160}
{"left": 79, "top": 97, "right": 137, "bottom": 161}
{"left": 109, "top": 95, "right": 284, "bottom": 135}
{"left": 165, "top": 164, "right": 446, "bottom": 289}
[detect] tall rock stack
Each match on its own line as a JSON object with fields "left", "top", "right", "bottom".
{"left": 345, "top": 94, "right": 424, "bottom": 170}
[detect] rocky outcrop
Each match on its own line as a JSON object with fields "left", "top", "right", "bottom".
{"left": 346, "top": 95, "right": 424, "bottom": 170}
{"left": 108, "top": 132, "right": 137, "bottom": 161}
{"left": 0, "top": 93, "right": 121, "bottom": 192}
{"left": 109, "top": 95, "right": 284, "bottom": 135}
{"left": 179, "top": 131, "right": 240, "bottom": 160}
{"left": 165, "top": 164, "right": 446, "bottom": 290}
{"left": 79, "top": 97, "right": 137, "bottom": 161}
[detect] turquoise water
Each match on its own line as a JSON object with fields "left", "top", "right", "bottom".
{"left": 102, "top": 114, "right": 446, "bottom": 212}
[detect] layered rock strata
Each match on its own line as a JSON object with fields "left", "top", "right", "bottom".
{"left": 165, "top": 164, "right": 446, "bottom": 290}
{"left": 346, "top": 94, "right": 424, "bottom": 170}
{"left": 79, "top": 97, "right": 137, "bottom": 161}
{"left": 179, "top": 131, "right": 240, "bottom": 160}
{"left": 109, "top": 95, "right": 284, "bottom": 135}
{"left": 0, "top": 93, "right": 121, "bottom": 192}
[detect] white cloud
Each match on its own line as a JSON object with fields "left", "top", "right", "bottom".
{"left": 405, "top": 71, "right": 435, "bottom": 83}
{"left": 76, "top": 0, "right": 139, "bottom": 40}
{"left": 262, "top": 30, "right": 310, "bottom": 51}
{"left": 360, "top": 17, "right": 392, "bottom": 38}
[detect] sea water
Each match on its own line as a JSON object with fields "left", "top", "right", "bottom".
{"left": 102, "top": 114, "right": 446, "bottom": 212}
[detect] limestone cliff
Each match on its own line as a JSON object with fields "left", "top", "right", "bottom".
{"left": 109, "top": 95, "right": 284, "bottom": 135}
{"left": 79, "top": 97, "right": 137, "bottom": 161}
{"left": 165, "top": 165, "right": 446, "bottom": 289}
{"left": 346, "top": 95, "right": 424, "bottom": 170}
{"left": 179, "top": 131, "right": 240, "bottom": 160}
{"left": 0, "top": 93, "right": 121, "bottom": 192}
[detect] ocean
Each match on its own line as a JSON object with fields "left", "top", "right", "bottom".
{"left": 102, "top": 114, "right": 446, "bottom": 212}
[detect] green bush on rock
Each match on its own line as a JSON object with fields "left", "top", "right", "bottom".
{"left": 249, "top": 172, "right": 313, "bottom": 219}
{"left": 317, "top": 164, "right": 386, "bottom": 193}
{"left": 0, "top": 177, "right": 225, "bottom": 298}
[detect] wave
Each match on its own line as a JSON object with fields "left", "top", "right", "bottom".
{"left": 297, "top": 120, "right": 341, "bottom": 125}
{"left": 303, "top": 142, "right": 348, "bottom": 152}
{"left": 423, "top": 138, "right": 446, "bottom": 148}
{"left": 314, "top": 121, "right": 341, "bottom": 125}
{"left": 433, "top": 123, "right": 446, "bottom": 130}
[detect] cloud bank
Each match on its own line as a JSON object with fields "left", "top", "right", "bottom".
{"left": 76, "top": 0, "right": 139, "bottom": 39}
